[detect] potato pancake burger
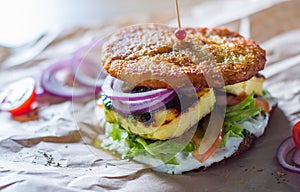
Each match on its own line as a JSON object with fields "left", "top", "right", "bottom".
{"left": 97, "top": 24, "right": 276, "bottom": 174}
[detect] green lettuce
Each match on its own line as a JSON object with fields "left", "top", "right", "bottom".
{"left": 109, "top": 124, "right": 194, "bottom": 165}
{"left": 220, "top": 92, "right": 261, "bottom": 147}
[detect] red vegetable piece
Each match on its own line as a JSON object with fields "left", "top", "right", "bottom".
{"left": 292, "top": 149, "right": 300, "bottom": 167}
{"left": 193, "top": 134, "right": 223, "bottom": 163}
{"left": 71, "top": 41, "right": 107, "bottom": 90}
{"left": 0, "top": 78, "right": 36, "bottom": 116}
{"left": 292, "top": 121, "right": 300, "bottom": 150}
{"left": 102, "top": 75, "right": 174, "bottom": 101}
{"left": 41, "top": 59, "right": 97, "bottom": 99}
{"left": 277, "top": 136, "right": 300, "bottom": 174}
{"left": 175, "top": 29, "right": 187, "bottom": 40}
{"left": 255, "top": 97, "right": 270, "bottom": 112}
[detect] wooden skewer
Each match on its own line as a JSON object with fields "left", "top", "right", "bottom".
{"left": 174, "top": 0, "right": 186, "bottom": 40}
{"left": 175, "top": 0, "right": 182, "bottom": 29}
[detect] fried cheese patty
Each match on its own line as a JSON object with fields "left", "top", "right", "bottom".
{"left": 104, "top": 88, "right": 215, "bottom": 140}
{"left": 102, "top": 24, "right": 266, "bottom": 89}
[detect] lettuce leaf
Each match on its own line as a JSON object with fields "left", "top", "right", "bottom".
{"left": 109, "top": 124, "right": 194, "bottom": 165}
{"left": 220, "top": 92, "right": 261, "bottom": 147}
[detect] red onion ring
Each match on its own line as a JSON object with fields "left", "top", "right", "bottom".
{"left": 112, "top": 76, "right": 202, "bottom": 94}
{"left": 41, "top": 59, "right": 98, "bottom": 99}
{"left": 277, "top": 136, "right": 300, "bottom": 174}
{"left": 102, "top": 75, "right": 174, "bottom": 101}
{"left": 71, "top": 56, "right": 105, "bottom": 91}
{"left": 102, "top": 75, "right": 177, "bottom": 114}
{"left": 112, "top": 91, "right": 176, "bottom": 114}
{"left": 71, "top": 42, "right": 107, "bottom": 90}
{"left": 292, "top": 149, "right": 300, "bottom": 167}
{"left": 101, "top": 75, "right": 206, "bottom": 114}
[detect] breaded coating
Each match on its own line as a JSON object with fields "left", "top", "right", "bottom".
{"left": 102, "top": 24, "right": 266, "bottom": 89}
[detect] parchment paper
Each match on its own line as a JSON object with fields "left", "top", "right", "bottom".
{"left": 1, "top": 0, "right": 300, "bottom": 191}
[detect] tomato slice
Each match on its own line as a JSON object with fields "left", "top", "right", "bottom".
{"left": 292, "top": 121, "right": 300, "bottom": 150}
{"left": 255, "top": 97, "right": 270, "bottom": 112}
{"left": 0, "top": 78, "right": 36, "bottom": 116}
{"left": 192, "top": 134, "right": 223, "bottom": 163}
{"left": 192, "top": 114, "right": 224, "bottom": 163}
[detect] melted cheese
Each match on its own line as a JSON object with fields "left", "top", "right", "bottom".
{"left": 225, "top": 76, "right": 265, "bottom": 96}
{"left": 104, "top": 88, "right": 215, "bottom": 140}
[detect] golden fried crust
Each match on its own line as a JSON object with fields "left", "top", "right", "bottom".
{"left": 102, "top": 24, "right": 266, "bottom": 89}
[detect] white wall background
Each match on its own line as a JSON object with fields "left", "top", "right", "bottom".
{"left": 0, "top": 0, "right": 206, "bottom": 46}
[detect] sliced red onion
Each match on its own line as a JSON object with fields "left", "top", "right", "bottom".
{"left": 293, "top": 149, "right": 300, "bottom": 167}
{"left": 41, "top": 59, "right": 98, "bottom": 99}
{"left": 112, "top": 78, "right": 133, "bottom": 92}
{"left": 277, "top": 136, "right": 300, "bottom": 174}
{"left": 112, "top": 91, "right": 176, "bottom": 114}
{"left": 71, "top": 42, "right": 107, "bottom": 90}
{"left": 112, "top": 77, "right": 202, "bottom": 95}
{"left": 101, "top": 75, "right": 206, "bottom": 114}
{"left": 102, "top": 75, "right": 174, "bottom": 101}
{"left": 71, "top": 57, "right": 105, "bottom": 91}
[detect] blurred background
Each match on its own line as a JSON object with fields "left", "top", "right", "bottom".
{"left": 0, "top": 0, "right": 207, "bottom": 47}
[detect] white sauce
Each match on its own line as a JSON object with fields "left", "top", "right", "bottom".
{"left": 154, "top": 115, "right": 269, "bottom": 174}
{"left": 138, "top": 137, "right": 244, "bottom": 174}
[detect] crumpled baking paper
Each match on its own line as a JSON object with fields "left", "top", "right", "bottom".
{"left": 0, "top": 0, "right": 300, "bottom": 191}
